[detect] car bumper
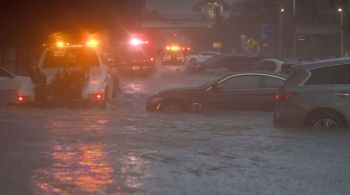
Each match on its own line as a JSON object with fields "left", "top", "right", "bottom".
{"left": 274, "top": 103, "right": 307, "bottom": 126}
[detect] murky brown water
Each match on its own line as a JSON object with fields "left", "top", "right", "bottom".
{"left": 1, "top": 70, "right": 350, "bottom": 195}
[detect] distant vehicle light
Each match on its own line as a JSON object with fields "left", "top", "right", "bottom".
{"left": 167, "top": 45, "right": 180, "bottom": 51}
{"left": 129, "top": 38, "right": 148, "bottom": 46}
{"left": 56, "top": 41, "right": 65, "bottom": 48}
{"left": 86, "top": 39, "right": 100, "bottom": 48}
{"left": 171, "top": 46, "right": 180, "bottom": 51}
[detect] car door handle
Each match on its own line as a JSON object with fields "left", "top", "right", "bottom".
{"left": 336, "top": 92, "right": 350, "bottom": 97}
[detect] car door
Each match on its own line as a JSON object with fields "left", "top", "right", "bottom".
{"left": 202, "top": 75, "right": 261, "bottom": 110}
{"left": 331, "top": 64, "right": 350, "bottom": 119}
{"left": 255, "top": 75, "right": 286, "bottom": 111}
{"left": 0, "top": 67, "right": 17, "bottom": 92}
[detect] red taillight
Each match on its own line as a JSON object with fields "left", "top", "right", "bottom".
{"left": 275, "top": 92, "right": 297, "bottom": 103}
{"left": 96, "top": 93, "right": 103, "bottom": 100}
{"left": 17, "top": 96, "right": 25, "bottom": 102}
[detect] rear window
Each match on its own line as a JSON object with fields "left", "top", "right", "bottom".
{"left": 43, "top": 48, "right": 99, "bottom": 68}
{"left": 305, "top": 64, "right": 350, "bottom": 85}
{"left": 221, "top": 75, "right": 261, "bottom": 90}
{"left": 260, "top": 76, "right": 284, "bottom": 88}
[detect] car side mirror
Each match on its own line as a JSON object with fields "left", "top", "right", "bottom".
{"left": 210, "top": 83, "right": 222, "bottom": 93}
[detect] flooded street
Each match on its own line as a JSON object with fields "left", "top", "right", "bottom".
{"left": 1, "top": 68, "right": 350, "bottom": 195}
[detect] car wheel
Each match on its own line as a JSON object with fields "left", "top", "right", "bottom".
{"left": 161, "top": 102, "right": 186, "bottom": 113}
{"left": 307, "top": 112, "right": 346, "bottom": 129}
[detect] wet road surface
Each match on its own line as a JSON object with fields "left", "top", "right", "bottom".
{"left": 1, "top": 67, "right": 350, "bottom": 194}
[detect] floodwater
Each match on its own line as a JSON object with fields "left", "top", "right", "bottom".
{"left": 1, "top": 67, "right": 350, "bottom": 195}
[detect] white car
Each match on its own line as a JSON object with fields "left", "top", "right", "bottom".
{"left": 17, "top": 45, "right": 120, "bottom": 106}
{"left": 0, "top": 67, "right": 22, "bottom": 91}
{"left": 251, "top": 59, "right": 285, "bottom": 73}
{"left": 0, "top": 66, "right": 28, "bottom": 105}
{"left": 187, "top": 51, "right": 220, "bottom": 64}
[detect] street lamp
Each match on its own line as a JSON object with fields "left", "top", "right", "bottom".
{"left": 279, "top": 8, "right": 285, "bottom": 58}
{"left": 338, "top": 8, "right": 344, "bottom": 57}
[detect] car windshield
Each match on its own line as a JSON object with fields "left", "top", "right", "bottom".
{"left": 43, "top": 47, "right": 99, "bottom": 68}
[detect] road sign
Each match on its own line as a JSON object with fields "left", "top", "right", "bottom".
{"left": 261, "top": 24, "right": 273, "bottom": 40}
{"left": 246, "top": 38, "right": 257, "bottom": 48}
{"left": 213, "top": 42, "right": 223, "bottom": 49}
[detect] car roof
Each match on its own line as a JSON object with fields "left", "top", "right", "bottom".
{"left": 297, "top": 58, "right": 350, "bottom": 70}
{"left": 259, "top": 58, "right": 284, "bottom": 63}
{"left": 221, "top": 71, "right": 288, "bottom": 80}
{"left": 214, "top": 54, "right": 259, "bottom": 59}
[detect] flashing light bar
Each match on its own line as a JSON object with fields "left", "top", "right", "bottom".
{"left": 129, "top": 38, "right": 149, "bottom": 46}
{"left": 166, "top": 45, "right": 191, "bottom": 51}
{"left": 56, "top": 41, "right": 65, "bottom": 48}
{"left": 86, "top": 39, "right": 100, "bottom": 48}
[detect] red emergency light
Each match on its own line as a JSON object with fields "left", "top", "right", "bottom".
{"left": 129, "top": 38, "right": 148, "bottom": 46}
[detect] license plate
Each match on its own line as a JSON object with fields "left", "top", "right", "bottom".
{"left": 132, "top": 66, "right": 140, "bottom": 71}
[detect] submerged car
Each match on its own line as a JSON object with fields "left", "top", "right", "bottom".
{"left": 0, "top": 66, "right": 28, "bottom": 105}
{"left": 147, "top": 72, "right": 287, "bottom": 112}
{"left": 17, "top": 44, "right": 120, "bottom": 106}
{"left": 186, "top": 53, "right": 259, "bottom": 73}
{"left": 251, "top": 59, "right": 285, "bottom": 73}
{"left": 274, "top": 58, "right": 350, "bottom": 129}
{"left": 187, "top": 51, "right": 220, "bottom": 64}
{"left": 0, "top": 66, "right": 24, "bottom": 92}
{"left": 119, "top": 51, "right": 155, "bottom": 76}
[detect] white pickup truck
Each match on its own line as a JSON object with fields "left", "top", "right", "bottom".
{"left": 17, "top": 45, "right": 120, "bottom": 106}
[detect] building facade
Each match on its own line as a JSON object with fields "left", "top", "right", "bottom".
{"left": 281, "top": 0, "right": 349, "bottom": 59}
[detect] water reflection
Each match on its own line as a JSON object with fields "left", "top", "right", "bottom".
{"left": 33, "top": 143, "right": 114, "bottom": 194}
{"left": 124, "top": 82, "right": 146, "bottom": 94}
{"left": 31, "top": 111, "right": 152, "bottom": 194}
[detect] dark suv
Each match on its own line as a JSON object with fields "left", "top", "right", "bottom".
{"left": 274, "top": 58, "right": 350, "bottom": 129}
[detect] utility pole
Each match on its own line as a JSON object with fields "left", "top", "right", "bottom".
{"left": 338, "top": 8, "right": 344, "bottom": 57}
{"left": 292, "top": 0, "right": 296, "bottom": 58}
{"left": 279, "top": 8, "right": 285, "bottom": 58}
